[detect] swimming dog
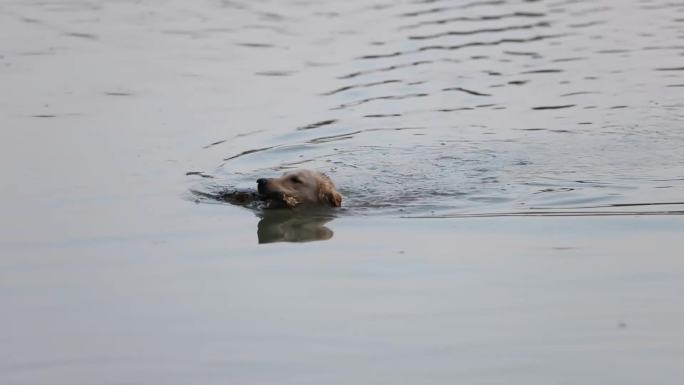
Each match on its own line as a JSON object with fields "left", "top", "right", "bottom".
{"left": 257, "top": 169, "right": 342, "bottom": 208}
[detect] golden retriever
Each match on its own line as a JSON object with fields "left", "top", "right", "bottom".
{"left": 257, "top": 169, "right": 342, "bottom": 208}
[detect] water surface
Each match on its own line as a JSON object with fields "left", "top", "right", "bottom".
{"left": 1, "top": 0, "right": 683, "bottom": 384}
{"left": 187, "top": 0, "right": 684, "bottom": 217}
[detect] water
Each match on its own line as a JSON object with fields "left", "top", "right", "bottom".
{"left": 1, "top": 0, "right": 684, "bottom": 384}
{"left": 192, "top": 0, "right": 684, "bottom": 216}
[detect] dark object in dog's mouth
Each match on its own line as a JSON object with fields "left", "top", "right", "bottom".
{"left": 259, "top": 191, "right": 281, "bottom": 204}
{"left": 259, "top": 191, "right": 300, "bottom": 208}
{"left": 257, "top": 179, "right": 299, "bottom": 208}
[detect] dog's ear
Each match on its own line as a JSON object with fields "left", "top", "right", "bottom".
{"left": 324, "top": 190, "right": 342, "bottom": 207}
{"left": 317, "top": 175, "right": 342, "bottom": 207}
{"left": 318, "top": 186, "right": 342, "bottom": 207}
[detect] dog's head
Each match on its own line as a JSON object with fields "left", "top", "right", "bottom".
{"left": 257, "top": 169, "right": 342, "bottom": 209}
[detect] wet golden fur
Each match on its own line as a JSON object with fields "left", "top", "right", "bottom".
{"left": 257, "top": 169, "right": 342, "bottom": 208}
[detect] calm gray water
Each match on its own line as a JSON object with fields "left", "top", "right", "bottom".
{"left": 1, "top": 0, "right": 683, "bottom": 384}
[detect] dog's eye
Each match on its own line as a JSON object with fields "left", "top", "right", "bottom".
{"left": 290, "top": 176, "right": 302, "bottom": 183}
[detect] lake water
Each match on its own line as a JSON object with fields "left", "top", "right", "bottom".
{"left": 1, "top": 0, "right": 683, "bottom": 384}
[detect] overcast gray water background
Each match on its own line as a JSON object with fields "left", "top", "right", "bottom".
{"left": 1, "top": 0, "right": 684, "bottom": 384}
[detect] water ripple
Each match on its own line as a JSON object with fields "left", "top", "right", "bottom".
{"left": 398, "top": 12, "right": 546, "bottom": 31}
{"left": 399, "top": 0, "right": 508, "bottom": 18}
{"left": 532, "top": 104, "right": 576, "bottom": 110}
{"left": 322, "top": 79, "right": 402, "bottom": 96}
{"left": 407, "top": 21, "right": 550, "bottom": 40}
{"left": 331, "top": 93, "right": 429, "bottom": 110}
{"left": 358, "top": 34, "right": 566, "bottom": 59}
{"left": 443, "top": 87, "right": 492, "bottom": 96}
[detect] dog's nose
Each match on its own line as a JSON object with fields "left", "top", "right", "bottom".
{"left": 257, "top": 178, "right": 267, "bottom": 186}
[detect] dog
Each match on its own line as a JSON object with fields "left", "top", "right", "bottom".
{"left": 257, "top": 169, "right": 342, "bottom": 209}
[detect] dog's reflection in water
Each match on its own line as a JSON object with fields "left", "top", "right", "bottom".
{"left": 257, "top": 209, "right": 335, "bottom": 244}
